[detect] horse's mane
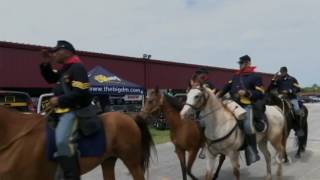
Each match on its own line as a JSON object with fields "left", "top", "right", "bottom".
{"left": 202, "top": 87, "right": 238, "bottom": 118}
{"left": 163, "top": 93, "right": 184, "bottom": 112}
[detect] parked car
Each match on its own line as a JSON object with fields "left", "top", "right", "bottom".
{"left": 0, "top": 91, "right": 35, "bottom": 113}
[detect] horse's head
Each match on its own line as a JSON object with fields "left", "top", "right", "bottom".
{"left": 142, "top": 88, "right": 162, "bottom": 117}
{"left": 180, "top": 86, "right": 210, "bottom": 120}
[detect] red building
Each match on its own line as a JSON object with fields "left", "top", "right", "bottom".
{"left": 0, "top": 41, "right": 273, "bottom": 96}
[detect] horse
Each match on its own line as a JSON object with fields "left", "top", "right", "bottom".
{"left": 180, "top": 86, "right": 286, "bottom": 180}
{"left": 0, "top": 106, "right": 155, "bottom": 180}
{"left": 142, "top": 88, "right": 225, "bottom": 180}
{"left": 265, "top": 91, "right": 309, "bottom": 160}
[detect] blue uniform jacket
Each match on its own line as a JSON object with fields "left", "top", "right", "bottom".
{"left": 220, "top": 71, "right": 265, "bottom": 105}
{"left": 269, "top": 75, "right": 301, "bottom": 98}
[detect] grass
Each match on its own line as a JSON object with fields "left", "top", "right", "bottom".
{"left": 149, "top": 127, "right": 171, "bottom": 144}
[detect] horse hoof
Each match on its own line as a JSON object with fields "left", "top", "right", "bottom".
{"left": 295, "top": 154, "right": 301, "bottom": 159}
{"left": 283, "top": 156, "right": 292, "bottom": 164}
{"left": 265, "top": 174, "right": 272, "bottom": 180}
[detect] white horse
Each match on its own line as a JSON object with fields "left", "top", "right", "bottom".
{"left": 180, "top": 87, "right": 285, "bottom": 180}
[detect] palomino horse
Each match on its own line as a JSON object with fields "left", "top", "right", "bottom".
{"left": 0, "top": 107, "right": 155, "bottom": 180}
{"left": 265, "top": 91, "right": 309, "bottom": 161}
{"left": 180, "top": 87, "right": 286, "bottom": 180}
{"left": 142, "top": 88, "right": 225, "bottom": 180}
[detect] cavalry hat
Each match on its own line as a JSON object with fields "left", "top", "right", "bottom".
{"left": 238, "top": 55, "right": 251, "bottom": 64}
{"left": 195, "top": 67, "right": 209, "bottom": 74}
{"left": 50, "top": 40, "right": 76, "bottom": 53}
{"left": 280, "top": 66, "right": 288, "bottom": 72}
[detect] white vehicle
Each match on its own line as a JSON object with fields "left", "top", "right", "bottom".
{"left": 37, "top": 93, "right": 54, "bottom": 114}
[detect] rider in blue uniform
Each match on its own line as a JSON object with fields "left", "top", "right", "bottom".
{"left": 219, "top": 55, "right": 266, "bottom": 166}
{"left": 40, "top": 40, "right": 92, "bottom": 180}
{"left": 269, "top": 66, "right": 304, "bottom": 136}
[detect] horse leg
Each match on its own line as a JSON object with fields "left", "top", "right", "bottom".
{"left": 282, "top": 131, "right": 290, "bottom": 163}
{"left": 296, "top": 119, "right": 308, "bottom": 158}
{"left": 176, "top": 147, "right": 187, "bottom": 180}
{"left": 228, "top": 152, "right": 240, "bottom": 180}
{"left": 212, "top": 154, "right": 226, "bottom": 180}
{"left": 101, "top": 157, "right": 117, "bottom": 180}
{"left": 296, "top": 136, "right": 303, "bottom": 158}
{"left": 122, "top": 156, "right": 145, "bottom": 180}
{"left": 186, "top": 149, "right": 199, "bottom": 180}
{"left": 270, "top": 137, "right": 284, "bottom": 179}
{"left": 258, "top": 140, "right": 272, "bottom": 180}
{"left": 204, "top": 148, "right": 217, "bottom": 180}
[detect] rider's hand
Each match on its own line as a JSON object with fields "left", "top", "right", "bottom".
{"left": 49, "top": 97, "right": 59, "bottom": 108}
{"left": 281, "top": 90, "right": 288, "bottom": 94}
{"left": 238, "top": 90, "right": 246, "bottom": 96}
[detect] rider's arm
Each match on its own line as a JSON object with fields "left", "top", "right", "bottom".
{"left": 39, "top": 63, "right": 60, "bottom": 83}
{"left": 218, "top": 80, "right": 232, "bottom": 98}
{"left": 58, "top": 64, "right": 91, "bottom": 108}
{"left": 292, "top": 77, "right": 301, "bottom": 94}
{"left": 246, "top": 76, "right": 265, "bottom": 101}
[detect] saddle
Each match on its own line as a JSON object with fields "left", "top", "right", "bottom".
{"left": 49, "top": 104, "right": 102, "bottom": 136}
{"left": 46, "top": 106, "right": 106, "bottom": 161}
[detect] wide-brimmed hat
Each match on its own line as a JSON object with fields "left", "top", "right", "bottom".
{"left": 238, "top": 55, "right": 251, "bottom": 64}
{"left": 50, "top": 40, "right": 76, "bottom": 53}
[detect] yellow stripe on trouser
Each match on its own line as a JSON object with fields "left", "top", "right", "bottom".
{"left": 68, "top": 119, "right": 79, "bottom": 156}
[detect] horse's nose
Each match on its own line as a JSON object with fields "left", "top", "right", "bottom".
{"left": 180, "top": 106, "right": 192, "bottom": 120}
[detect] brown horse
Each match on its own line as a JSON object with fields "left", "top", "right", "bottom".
{"left": 142, "top": 89, "right": 225, "bottom": 180}
{"left": 0, "top": 106, "right": 155, "bottom": 180}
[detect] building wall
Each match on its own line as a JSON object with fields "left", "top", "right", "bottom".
{"left": 0, "top": 41, "right": 273, "bottom": 92}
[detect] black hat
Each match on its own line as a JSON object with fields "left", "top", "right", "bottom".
{"left": 280, "top": 66, "right": 288, "bottom": 72}
{"left": 238, "top": 55, "right": 251, "bottom": 64}
{"left": 195, "top": 67, "right": 209, "bottom": 74}
{"left": 50, "top": 40, "right": 76, "bottom": 53}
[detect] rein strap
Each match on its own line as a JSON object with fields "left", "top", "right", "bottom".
{"left": 207, "top": 121, "right": 238, "bottom": 145}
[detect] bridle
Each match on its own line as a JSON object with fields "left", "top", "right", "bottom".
{"left": 185, "top": 87, "right": 210, "bottom": 112}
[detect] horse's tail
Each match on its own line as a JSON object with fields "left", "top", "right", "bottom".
{"left": 134, "top": 114, "right": 156, "bottom": 173}
{"left": 301, "top": 105, "right": 309, "bottom": 148}
{"left": 281, "top": 109, "right": 288, "bottom": 153}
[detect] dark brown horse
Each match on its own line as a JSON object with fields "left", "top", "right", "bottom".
{"left": 142, "top": 89, "right": 225, "bottom": 180}
{"left": 0, "top": 107, "right": 155, "bottom": 180}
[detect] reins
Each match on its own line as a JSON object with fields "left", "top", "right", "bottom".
{"left": 187, "top": 87, "right": 239, "bottom": 144}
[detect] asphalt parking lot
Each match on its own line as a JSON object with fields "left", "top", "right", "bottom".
{"left": 83, "top": 103, "right": 320, "bottom": 180}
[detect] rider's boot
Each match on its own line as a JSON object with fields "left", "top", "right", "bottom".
{"left": 56, "top": 154, "right": 81, "bottom": 180}
{"left": 245, "top": 134, "right": 260, "bottom": 166}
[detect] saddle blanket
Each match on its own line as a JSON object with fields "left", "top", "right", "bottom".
{"left": 47, "top": 125, "right": 106, "bottom": 160}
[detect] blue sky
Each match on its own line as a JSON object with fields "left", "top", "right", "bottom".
{"left": 0, "top": 0, "right": 319, "bottom": 86}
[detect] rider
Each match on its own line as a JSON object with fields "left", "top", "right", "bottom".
{"left": 218, "top": 55, "right": 265, "bottom": 166}
{"left": 40, "top": 40, "right": 92, "bottom": 180}
{"left": 189, "top": 67, "right": 216, "bottom": 159}
{"left": 195, "top": 67, "right": 215, "bottom": 90}
{"left": 269, "top": 66, "right": 304, "bottom": 136}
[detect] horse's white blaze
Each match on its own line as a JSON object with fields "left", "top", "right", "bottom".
{"left": 180, "top": 88, "right": 201, "bottom": 120}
